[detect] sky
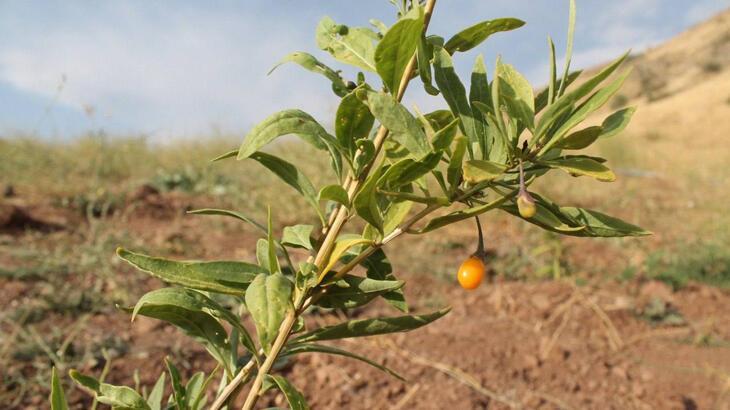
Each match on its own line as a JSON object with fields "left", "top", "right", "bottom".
{"left": 0, "top": 0, "right": 727, "bottom": 141}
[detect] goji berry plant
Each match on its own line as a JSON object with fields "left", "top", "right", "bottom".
{"left": 50, "top": 1, "right": 648, "bottom": 408}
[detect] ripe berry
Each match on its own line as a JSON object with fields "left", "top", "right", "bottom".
{"left": 457, "top": 256, "right": 485, "bottom": 290}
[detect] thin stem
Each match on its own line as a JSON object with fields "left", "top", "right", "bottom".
{"left": 210, "top": 359, "right": 257, "bottom": 410}
{"left": 474, "top": 216, "right": 484, "bottom": 257}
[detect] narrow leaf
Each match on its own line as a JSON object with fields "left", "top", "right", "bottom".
{"left": 321, "top": 237, "right": 373, "bottom": 277}
{"left": 266, "top": 375, "right": 310, "bottom": 410}
{"left": 245, "top": 273, "right": 293, "bottom": 354}
{"left": 444, "top": 18, "right": 525, "bottom": 54}
{"left": 433, "top": 47, "right": 477, "bottom": 156}
{"left": 361, "top": 248, "right": 408, "bottom": 312}
{"left": 283, "top": 343, "right": 405, "bottom": 380}
{"left": 269, "top": 51, "right": 348, "bottom": 97}
{"left": 470, "top": 55, "right": 490, "bottom": 158}
{"left": 317, "top": 275, "right": 404, "bottom": 309}
{"left": 336, "top": 92, "right": 375, "bottom": 157}
{"left": 541, "top": 156, "right": 616, "bottom": 182}
{"left": 188, "top": 208, "right": 266, "bottom": 233}
{"left": 117, "top": 248, "right": 264, "bottom": 296}
{"left": 358, "top": 90, "right": 430, "bottom": 158}
{"left": 293, "top": 308, "right": 451, "bottom": 343}
{"left": 600, "top": 106, "right": 636, "bottom": 139}
{"left": 375, "top": 6, "right": 424, "bottom": 93}
{"left": 249, "top": 151, "right": 325, "bottom": 224}
{"left": 418, "top": 189, "right": 517, "bottom": 233}
{"left": 237, "top": 109, "right": 335, "bottom": 159}
{"left": 147, "top": 373, "right": 165, "bottom": 410}
{"left": 554, "top": 126, "right": 602, "bottom": 150}
{"left": 378, "top": 151, "right": 442, "bottom": 190}
{"left": 50, "top": 367, "right": 69, "bottom": 410}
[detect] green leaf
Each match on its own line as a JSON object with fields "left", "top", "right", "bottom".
{"left": 188, "top": 208, "right": 266, "bottom": 233}
{"left": 321, "top": 236, "right": 373, "bottom": 277}
{"left": 269, "top": 51, "right": 348, "bottom": 97}
{"left": 559, "top": 207, "right": 650, "bottom": 237}
{"left": 431, "top": 118, "right": 459, "bottom": 151}
{"left": 117, "top": 248, "right": 264, "bottom": 296}
{"left": 318, "top": 184, "right": 350, "bottom": 207}
{"left": 546, "top": 36, "right": 557, "bottom": 106}
{"left": 245, "top": 273, "right": 293, "bottom": 354}
{"left": 379, "top": 190, "right": 450, "bottom": 206}
{"left": 185, "top": 372, "right": 205, "bottom": 409}
{"left": 497, "top": 60, "right": 535, "bottom": 131}
{"left": 600, "top": 107, "right": 636, "bottom": 139}
{"left": 70, "top": 370, "right": 150, "bottom": 410}
{"left": 257, "top": 239, "right": 271, "bottom": 272}
{"left": 541, "top": 156, "right": 616, "bottom": 182}
{"left": 383, "top": 198, "right": 413, "bottom": 236}
{"left": 554, "top": 126, "right": 602, "bottom": 150}
{"left": 534, "top": 71, "right": 581, "bottom": 114}
{"left": 354, "top": 139, "right": 376, "bottom": 177}
{"left": 282, "top": 224, "right": 314, "bottom": 250}
{"left": 446, "top": 136, "right": 468, "bottom": 196}
{"left": 417, "top": 33, "right": 440, "bottom": 95}
{"left": 98, "top": 385, "right": 150, "bottom": 409}
{"left": 316, "top": 16, "right": 378, "bottom": 72}
{"left": 165, "top": 359, "right": 186, "bottom": 410}
{"left": 146, "top": 373, "right": 165, "bottom": 410}
{"left": 378, "top": 151, "right": 442, "bottom": 190}
{"left": 69, "top": 369, "right": 100, "bottom": 394}
{"left": 283, "top": 342, "right": 404, "bottom": 381}
{"left": 317, "top": 275, "right": 404, "bottom": 309}
{"left": 375, "top": 6, "right": 424, "bottom": 93}
{"left": 266, "top": 375, "right": 310, "bottom": 410}
{"left": 545, "top": 68, "right": 632, "bottom": 151}
{"left": 266, "top": 207, "right": 280, "bottom": 274}
{"left": 292, "top": 307, "right": 450, "bottom": 343}
{"left": 418, "top": 189, "right": 517, "bottom": 233}
{"left": 336, "top": 92, "right": 375, "bottom": 157}
{"left": 433, "top": 47, "right": 477, "bottom": 156}
{"left": 536, "top": 52, "right": 629, "bottom": 138}
{"left": 249, "top": 151, "right": 325, "bottom": 225}
{"left": 237, "top": 109, "right": 336, "bottom": 159}
{"left": 470, "top": 55, "right": 490, "bottom": 158}
{"left": 361, "top": 248, "right": 408, "bottom": 312}
{"left": 358, "top": 90, "right": 430, "bottom": 158}
{"left": 462, "top": 160, "right": 508, "bottom": 184}
{"left": 127, "top": 288, "right": 233, "bottom": 372}
{"left": 557, "top": 0, "right": 577, "bottom": 97}
{"left": 353, "top": 167, "right": 386, "bottom": 234}
{"left": 50, "top": 367, "right": 68, "bottom": 410}
{"left": 503, "top": 197, "right": 585, "bottom": 233}
{"left": 444, "top": 18, "right": 525, "bottom": 54}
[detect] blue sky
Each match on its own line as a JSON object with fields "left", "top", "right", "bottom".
{"left": 0, "top": 0, "right": 727, "bottom": 141}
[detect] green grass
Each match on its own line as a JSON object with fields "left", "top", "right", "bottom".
{"left": 646, "top": 241, "right": 730, "bottom": 290}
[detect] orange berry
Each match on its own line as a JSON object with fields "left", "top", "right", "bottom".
{"left": 457, "top": 256, "right": 485, "bottom": 290}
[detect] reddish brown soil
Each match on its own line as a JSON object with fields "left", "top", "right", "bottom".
{"left": 2, "top": 195, "right": 730, "bottom": 409}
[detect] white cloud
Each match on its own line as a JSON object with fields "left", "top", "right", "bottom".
{"left": 0, "top": 3, "right": 337, "bottom": 140}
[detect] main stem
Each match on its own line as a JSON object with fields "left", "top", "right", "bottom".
{"left": 240, "top": 2, "right": 437, "bottom": 409}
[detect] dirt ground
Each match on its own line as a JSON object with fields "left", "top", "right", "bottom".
{"left": 2, "top": 192, "right": 730, "bottom": 410}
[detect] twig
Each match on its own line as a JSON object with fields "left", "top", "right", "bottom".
{"left": 378, "top": 339, "right": 522, "bottom": 409}
{"left": 540, "top": 304, "right": 573, "bottom": 360}
{"left": 390, "top": 383, "right": 421, "bottom": 410}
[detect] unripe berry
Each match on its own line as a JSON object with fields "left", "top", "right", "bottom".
{"left": 517, "top": 191, "right": 537, "bottom": 218}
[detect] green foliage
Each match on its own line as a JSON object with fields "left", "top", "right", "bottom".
{"left": 54, "top": 1, "right": 646, "bottom": 408}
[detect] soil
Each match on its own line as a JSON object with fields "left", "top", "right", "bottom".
{"left": 2, "top": 194, "right": 730, "bottom": 410}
